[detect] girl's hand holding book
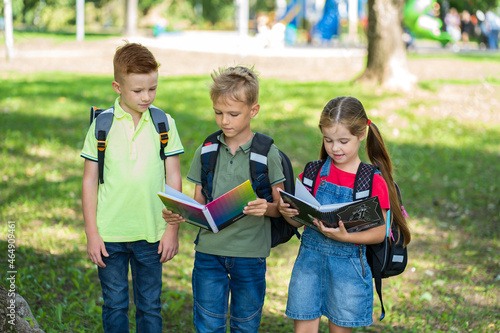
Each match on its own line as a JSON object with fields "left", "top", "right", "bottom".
{"left": 313, "top": 219, "right": 350, "bottom": 242}
{"left": 277, "top": 198, "right": 299, "bottom": 218}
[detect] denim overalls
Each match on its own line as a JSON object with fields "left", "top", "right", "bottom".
{"left": 285, "top": 157, "right": 374, "bottom": 327}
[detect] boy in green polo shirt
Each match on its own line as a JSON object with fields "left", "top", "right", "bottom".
{"left": 162, "top": 66, "right": 285, "bottom": 332}
{"left": 81, "top": 42, "right": 184, "bottom": 332}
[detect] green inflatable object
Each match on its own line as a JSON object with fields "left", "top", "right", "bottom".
{"left": 403, "top": 0, "right": 454, "bottom": 45}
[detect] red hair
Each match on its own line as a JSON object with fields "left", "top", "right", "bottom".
{"left": 113, "top": 42, "right": 160, "bottom": 81}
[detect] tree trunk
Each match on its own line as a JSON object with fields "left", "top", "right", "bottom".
{"left": 3, "top": 0, "right": 14, "bottom": 61}
{"left": 357, "top": 0, "right": 416, "bottom": 91}
{"left": 125, "top": 0, "right": 138, "bottom": 37}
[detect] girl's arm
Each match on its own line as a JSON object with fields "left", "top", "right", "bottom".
{"left": 314, "top": 209, "right": 387, "bottom": 244}
{"left": 277, "top": 189, "right": 305, "bottom": 228}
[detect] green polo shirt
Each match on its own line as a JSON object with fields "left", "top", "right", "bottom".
{"left": 81, "top": 97, "right": 184, "bottom": 243}
{"left": 187, "top": 133, "right": 285, "bottom": 258}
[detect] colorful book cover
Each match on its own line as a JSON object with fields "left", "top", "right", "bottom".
{"left": 158, "top": 180, "right": 256, "bottom": 233}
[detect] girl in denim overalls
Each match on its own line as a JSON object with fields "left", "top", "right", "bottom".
{"left": 279, "top": 97, "right": 411, "bottom": 333}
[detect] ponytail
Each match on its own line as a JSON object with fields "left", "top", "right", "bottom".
{"left": 366, "top": 122, "right": 411, "bottom": 246}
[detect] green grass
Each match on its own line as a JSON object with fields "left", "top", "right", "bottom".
{"left": 0, "top": 70, "right": 499, "bottom": 332}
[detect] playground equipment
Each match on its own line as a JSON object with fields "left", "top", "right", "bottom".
{"left": 273, "top": 0, "right": 454, "bottom": 47}
{"left": 274, "top": 0, "right": 367, "bottom": 45}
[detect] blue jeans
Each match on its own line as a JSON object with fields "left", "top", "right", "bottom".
{"left": 192, "top": 252, "right": 266, "bottom": 333}
{"left": 488, "top": 29, "right": 499, "bottom": 49}
{"left": 98, "top": 241, "right": 163, "bottom": 333}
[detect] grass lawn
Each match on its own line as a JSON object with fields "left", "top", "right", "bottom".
{"left": 0, "top": 67, "right": 499, "bottom": 332}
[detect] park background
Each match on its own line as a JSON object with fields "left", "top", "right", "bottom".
{"left": 1, "top": 0, "right": 500, "bottom": 331}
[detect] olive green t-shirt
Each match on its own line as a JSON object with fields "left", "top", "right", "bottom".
{"left": 187, "top": 133, "right": 285, "bottom": 258}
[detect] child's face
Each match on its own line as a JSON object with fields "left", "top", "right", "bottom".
{"left": 112, "top": 71, "right": 158, "bottom": 117}
{"left": 213, "top": 97, "right": 259, "bottom": 140}
{"left": 322, "top": 123, "right": 365, "bottom": 169}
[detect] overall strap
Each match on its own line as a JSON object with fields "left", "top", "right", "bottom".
{"left": 148, "top": 105, "right": 170, "bottom": 160}
{"left": 249, "top": 133, "right": 274, "bottom": 202}
{"left": 94, "top": 107, "right": 114, "bottom": 184}
{"left": 200, "top": 130, "right": 223, "bottom": 203}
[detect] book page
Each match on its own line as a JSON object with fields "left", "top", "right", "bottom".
{"left": 157, "top": 192, "right": 212, "bottom": 230}
{"left": 158, "top": 185, "right": 212, "bottom": 231}
{"left": 294, "top": 179, "right": 321, "bottom": 207}
{"left": 162, "top": 184, "right": 203, "bottom": 208}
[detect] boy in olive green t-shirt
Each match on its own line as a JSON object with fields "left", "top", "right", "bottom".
{"left": 81, "top": 42, "right": 184, "bottom": 332}
{"left": 163, "top": 66, "right": 285, "bottom": 332}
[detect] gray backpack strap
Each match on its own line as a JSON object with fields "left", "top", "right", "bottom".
{"left": 94, "top": 107, "right": 114, "bottom": 184}
{"left": 149, "top": 105, "right": 170, "bottom": 160}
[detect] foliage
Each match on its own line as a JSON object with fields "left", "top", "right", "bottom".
{"left": 0, "top": 65, "right": 499, "bottom": 332}
{"left": 436, "top": 0, "right": 498, "bottom": 14}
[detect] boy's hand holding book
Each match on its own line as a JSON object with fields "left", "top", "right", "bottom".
{"left": 243, "top": 198, "right": 269, "bottom": 217}
{"left": 162, "top": 207, "right": 185, "bottom": 225}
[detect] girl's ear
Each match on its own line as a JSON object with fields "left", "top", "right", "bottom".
{"left": 359, "top": 128, "right": 367, "bottom": 141}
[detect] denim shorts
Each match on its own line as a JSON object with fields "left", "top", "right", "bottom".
{"left": 285, "top": 229, "right": 373, "bottom": 327}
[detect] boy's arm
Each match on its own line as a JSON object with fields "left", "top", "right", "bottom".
{"left": 193, "top": 184, "right": 205, "bottom": 205}
{"left": 243, "top": 182, "right": 284, "bottom": 217}
{"left": 159, "top": 155, "right": 182, "bottom": 262}
{"left": 82, "top": 159, "right": 108, "bottom": 268}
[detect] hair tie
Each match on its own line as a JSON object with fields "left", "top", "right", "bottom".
{"left": 367, "top": 119, "right": 372, "bottom": 126}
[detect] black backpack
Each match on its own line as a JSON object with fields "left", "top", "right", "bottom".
{"left": 302, "top": 160, "right": 408, "bottom": 320}
{"left": 200, "top": 130, "right": 300, "bottom": 247}
{"left": 90, "top": 105, "right": 170, "bottom": 184}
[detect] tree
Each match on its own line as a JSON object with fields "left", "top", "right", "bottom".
{"left": 126, "top": 0, "right": 138, "bottom": 36}
{"left": 3, "top": 0, "right": 14, "bottom": 60}
{"left": 356, "top": 0, "right": 416, "bottom": 91}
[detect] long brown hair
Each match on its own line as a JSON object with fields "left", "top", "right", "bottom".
{"left": 318, "top": 97, "right": 411, "bottom": 246}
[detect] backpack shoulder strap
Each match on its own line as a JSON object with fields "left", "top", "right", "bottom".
{"left": 149, "top": 105, "right": 170, "bottom": 161}
{"left": 94, "top": 106, "right": 114, "bottom": 184}
{"left": 301, "top": 159, "right": 327, "bottom": 193}
{"left": 353, "top": 162, "right": 378, "bottom": 201}
{"left": 200, "top": 130, "right": 223, "bottom": 202}
{"left": 250, "top": 133, "right": 274, "bottom": 202}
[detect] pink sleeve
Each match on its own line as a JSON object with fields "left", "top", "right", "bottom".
{"left": 372, "top": 174, "right": 390, "bottom": 209}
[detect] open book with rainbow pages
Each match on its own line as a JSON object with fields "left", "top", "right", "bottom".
{"left": 279, "top": 179, "right": 385, "bottom": 233}
{"left": 158, "top": 180, "right": 256, "bottom": 233}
